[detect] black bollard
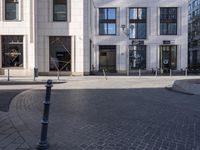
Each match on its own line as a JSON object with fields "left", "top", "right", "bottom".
{"left": 7, "top": 69, "right": 10, "bottom": 81}
{"left": 37, "top": 80, "right": 53, "bottom": 150}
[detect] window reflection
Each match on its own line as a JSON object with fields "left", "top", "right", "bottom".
{"left": 53, "top": 0, "right": 67, "bottom": 21}
{"left": 129, "top": 45, "right": 146, "bottom": 70}
{"left": 129, "top": 8, "right": 147, "bottom": 39}
{"left": 99, "top": 8, "right": 117, "bottom": 35}
{"left": 160, "top": 8, "right": 177, "bottom": 35}
{"left": 2, "top": 36, "right": 23, "bottom": 67}
{"left": 5, "top": 0, "right": 19, "bottom": 20}
{"left": 49, "top": 37, "right": 71, "bottom": 71}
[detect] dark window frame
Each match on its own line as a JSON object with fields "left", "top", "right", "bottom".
{"left": 160, "top": 45, "right": 177, "bottom": 70}
{"left": 49, "top": 36, "right": 72, "bottom": 71}
{"left": 129, "top": 45, "right": 147, "bottom": 70}
{"left": 2, "top": 35, "right": 24, "bottom": 68}
{"left": 53, "top": 0, "right": 67, "bottom": 22}
{"left": 5, "top": 0, "right": 19, "bottom": 20}
{"left": 129, "top": 7, "right": 147, "bottom": 39}
{"left": 99, "top": 8, "right": 117, "bottom": 35}
{"left": 160, "top": 7, "right": 178, "bottom": 35}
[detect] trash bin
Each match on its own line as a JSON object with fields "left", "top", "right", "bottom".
{"left": 34, "top": 67, "right": 39, "bottom": 78}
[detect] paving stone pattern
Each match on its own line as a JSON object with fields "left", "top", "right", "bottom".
{"left": 0, "top": 112, "right": 30, "bottom": 150}
{"left": 11, "top": 88, "right": 200, "bottom": 150}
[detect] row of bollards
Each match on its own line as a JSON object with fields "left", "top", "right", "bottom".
{"left": 134, "top": 68, "right": 189, "bottom": 77}
{"left": 37, "top": 80, "right": 53, "bottom": 150}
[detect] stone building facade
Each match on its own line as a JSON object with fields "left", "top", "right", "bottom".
{"left": 0, "top": 0, "right": 188, "bottom": 76}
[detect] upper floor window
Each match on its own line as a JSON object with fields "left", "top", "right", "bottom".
{"left": 99, "top": 8, "right": 116, "bottom": 35}
{"left": 5, "top": 0, "right": 19, "bottom": 20}
{"left": 160, "top": 8, "right": 177, "bottom": 35}
{"left": 129, "top": 8, "right": 147, "bottom": 39}
{"left": 53, "top": 0, "right": 67, "bottom": 21}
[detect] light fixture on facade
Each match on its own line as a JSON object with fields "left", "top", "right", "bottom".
{"left": 121, "top": 24, "right": 134, "bottom": 37}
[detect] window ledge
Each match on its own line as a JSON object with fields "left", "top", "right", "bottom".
{"left": 2, "top": 20, "right": 23, "bottom": 22}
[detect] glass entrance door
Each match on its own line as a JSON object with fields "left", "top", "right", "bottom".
{"left": 99, "top": 46, "right": 116, "bottom": 72}
{"left": 160, "top": 45, "right": 177, "bottom": 71}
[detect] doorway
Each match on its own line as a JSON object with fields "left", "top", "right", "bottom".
{"left": 160, "top": 45, "right": 177, "bottom": 72}
{"left": 99, "top": 45, "right": 116, "bottom": 72}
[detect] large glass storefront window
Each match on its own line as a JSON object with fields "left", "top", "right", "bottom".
{"left": 2, "top": 36, "right": 23, "bottom": 67}
{"left": 49, "top": 36, "right": 71, "bottom": 71}
{"left": 5, "top": 0, "right": 19, "bottom": 20}
{"left": 53, "top": 0, "right": 67, "bottom": 21}
{"left": 160, "top": 45, "right": 177, "bottom": 70}
{"left": 129, "top": 45, "right": 146, "bottom": 70}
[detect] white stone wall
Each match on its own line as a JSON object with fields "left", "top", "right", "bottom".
{"left": 0, "top": 0, "right": 36, "bottom": 76}
{"left": 0, "top": 0, "right": 188, "bottom": 76}
{"left": 36, "top": 0, "right": 90, "bottom": 75}
{"left": 92, "top": 0, "right": 188, "bottom": 72}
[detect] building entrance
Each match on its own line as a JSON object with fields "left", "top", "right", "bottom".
{"left": 99, "top": 45, "right": 116, "bottom": 72}
{"left": 160, "top": 45, "right": 177, "bottom": 72}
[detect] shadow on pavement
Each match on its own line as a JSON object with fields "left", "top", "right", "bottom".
{"left": 0, "top": 90, "right": 25, "bottom": 112}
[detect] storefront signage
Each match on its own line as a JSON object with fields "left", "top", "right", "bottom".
{"left": 163, "top": 41, "right": 171, "bottom": 45}
{"left": 131, "top": 40, "right": 144, "bottom": 45}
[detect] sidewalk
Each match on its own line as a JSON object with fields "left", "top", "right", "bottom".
{"left": 172, "top": 79, "right": 200, "bottom": 95}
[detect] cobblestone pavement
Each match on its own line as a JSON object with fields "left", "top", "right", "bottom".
{"left": 10, "top": 88, "right": 200, "bottom": 150}
{"left": 0, "top": 90, "right": 31, "bottom": 150}
{"left": 0, "top": 112, "right": 30, "bottom": 150}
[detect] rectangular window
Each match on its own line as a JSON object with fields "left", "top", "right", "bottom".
{"left": 53, "top": 0, "right": 67, "bottom": 21}
{"left": 129, "top": 8, "right": 147, "bottom": 39}
{"left": 5, "top": 0, "right": 19, "bottom": 20}
{"left": 99, "top": 8, "right": 117, "bottom": 35}
{"left": 129, "top": 45, "right": 146, "bottom": 70}
{"left": 2, "top": 36, "right": 23, "bottom": 67}
{"left": 160, "top": 8, "right": 177, "bottom": 35}
{"left": 49, "top": 36, "right": 71, "bottom": 71}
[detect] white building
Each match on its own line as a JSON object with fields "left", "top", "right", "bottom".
{"left": 91, "top": 0, "right": 188, "bottom": 74}
{"left": 0, "top": 0, "right": 188, "bottom": 76}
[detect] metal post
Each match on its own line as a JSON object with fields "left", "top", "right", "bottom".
{"left": 155, "top": 68, "right": 158, "bottom": 77}
{"left": 7, "top": 69, "right": 10, "bottom": 81}
{"left": 139, "top": 69, "right": 141, "bottom": 77}
{"left": 185, "top": 68, "right": 188, "bottom": 77}
{"left": 103, "top": 69, "right": 107, "bottom": 80}
{"left": 37, "top": 80, "right": 53, "bottom": 150}
{"left": 34, "top": 68, "right": 38, "bottom": 81}
{"left": 170, "top": 69, "right": 172, "bottom": 77}
{"left": 57, "top": 71, "right": 60, "bottom": 81}
{"left": 127, "top": 48, "right": 129, "bottom": 76}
